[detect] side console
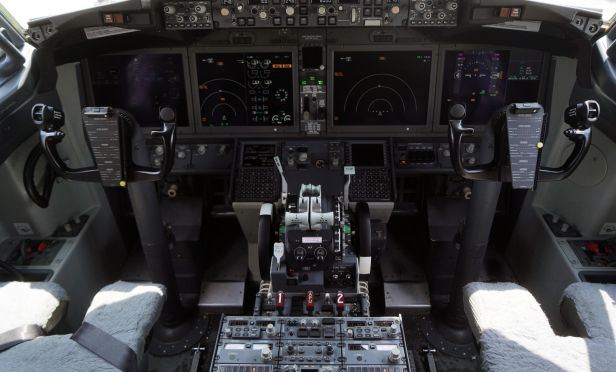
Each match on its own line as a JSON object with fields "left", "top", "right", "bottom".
{"left": 211, "top": 316, "right": 412, "bottom": 372}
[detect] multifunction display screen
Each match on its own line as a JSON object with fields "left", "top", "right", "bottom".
{"left": 440, "top": 49, "right": 544, "bottom": 125}
{"left": 333, "top": 51, "right": 433, "bottom": 126}
{"left": 89, "top": 54, "right": 189, "bottom": 127}
{"left": 195, "top": 52, "right": 294, "bottom": 127}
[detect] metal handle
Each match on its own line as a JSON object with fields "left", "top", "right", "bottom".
{"left": 130, "top": 122, "right": 176, "bottom": 182}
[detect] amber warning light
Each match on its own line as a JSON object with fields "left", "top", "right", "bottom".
{"left": 272, "top": 63, "right": 293, "bottom": 69}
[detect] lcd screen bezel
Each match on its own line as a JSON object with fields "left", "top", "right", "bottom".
{"left": 189, "top": 46, "right": 299, "bottom": 135}
{"left": 433, "top": 45, "right": 551, "bottom": 132}
{"left": 327, "top": 44, "right": 438, "bottom": 134}
{"left": 82, "top": 48, "right": 195, "bottom": 134}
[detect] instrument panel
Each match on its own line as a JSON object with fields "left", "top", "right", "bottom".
{"left": 194, "top": 51, "right": 295, "bottom": 127}
{"left": 84, "top": 45, "right": 548, "bottom": 135}
{"left": 331, "top": 48, "right": 434, "bottom": 129}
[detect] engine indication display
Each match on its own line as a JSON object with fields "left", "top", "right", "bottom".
{"left": 333, "top": 51, "right": 433, "bottom": 126}
{"left": 89, "top": 53, "right": 189, "bottom": 127}
{"left": 196, "top": 52, "right": 294, "bottom": 127}
{"left": 440, "top": 49, "right": 544, "bottom": 125}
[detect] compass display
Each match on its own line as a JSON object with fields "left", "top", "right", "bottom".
{"left": 196, "top": 52, "right": 294, "bottom": 127}
{"left": 440, "top": 49, "right": 544, "bottom": 125}
{"left": 89, "top": 53, "right": 189, "bottom": 127}
{"left": 333, "top": 50, "right": 433, "bottom": 126}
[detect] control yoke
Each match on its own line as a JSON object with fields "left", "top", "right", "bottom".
{"left": 447, "top": 101, "right": 598, "bottom": 184}
{"left": 32, "top": 104, "right": 176, "bottom": 186}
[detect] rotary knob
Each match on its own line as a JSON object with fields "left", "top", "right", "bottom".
{"left": 388, "top": 347, "right": 401, "bottom": 363}
{"left": 310, "top": 319, "right": 319, "bottom": 328}
{"left": 414, "top": 1, "right": 426, "bottom": 11}
{"left": 287, "top": 344, "right": 295, "bottom": 354}
{"left": 224, "top": 327, "right": 232, "bottom": 337}
{"left": 318, "top": 6, "right": 326, "bottom": 15}
{"left": 300, "top": 318, "right": 307, "bottom": 327}
{"left": 391, "top": 5, "right": 400, "bottom": 14}
{"left": 175, "top": 15, "right": 185, "bottom": 23}
{"left": 163, "top": 5, "right": 176, "bottom": 14}
{"left": 195, "top": 4, "right": 207, "bottom": 13}
{"left": 220, "top": 7, "right": 230, "bottom": 16}
{"left": 261, "top": 346, "right": 273, "bottom": 361}
{"left": 438, "top": 11, "right": 447, "bottom": 19}
{"left": 446, "top": 1, "right": 458, "bottom": 11}
{"left": 325, "top": 344, "right": 335, "bottom": 355}
{"left": 286, "top": 6, "right": 295, "bottom": 16}
{"left": 259, "top": 10, "right": 268, "bottom": 19}
{"left": 197, "top": 145, "right": 207, "bottom": 155}
{"left": 177, "top": 150, "right": 187, "bottom": 160}
{"left": 154, "top": 145, "right": 164, "bottom": 156}
{"left": 388, "top": 323, "right": 399, "bottom": 337}
{"left": 266, "top": 323, "right": 276, "bottom": 336}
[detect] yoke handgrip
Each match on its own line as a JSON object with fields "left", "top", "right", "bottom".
{"left": 131, "top": 122, "right": 176, "bottom": 182}
{"left": 447, "top": 104, "right": 498, "bottom": 181}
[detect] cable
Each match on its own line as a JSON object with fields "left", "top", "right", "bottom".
{"left": 0, "top": 260, "right": 25, "bottom": 282}
{"left": 23, "top": 143, "right": 57, "bottom": 208}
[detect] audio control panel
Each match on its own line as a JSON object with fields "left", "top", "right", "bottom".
{"left": 211, "top": 0, "right": 409, "bottom": 28}
{"left": 211, "top": 316, "right": 412, "bottom": 372}
{"left": 163, "top": 1, "right": 213, "bottom": 29}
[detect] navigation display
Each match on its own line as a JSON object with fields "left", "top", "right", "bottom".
{"left": 333, "top": 50, "right": 433, "bottom": 126}
{"left": 89, "top": 53, "right": 189, "bottom": 127}
{"left": 440, "top": 49, "right": 544, "bottom": 125}
{"left": 195, "top": 52, "right": 294, "bottom": 127}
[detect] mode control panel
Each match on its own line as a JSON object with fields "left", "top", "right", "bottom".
{"left": 211, "top": 0, "right": 408, "bottom": 28}
{"left": 408, "top": 0, "right": 458, "bottom": 26}
{"left": 163, "top": 1, "right": 213, "bottom": 29}
{"left": 211, "top": 316, "right": 411, "bottom": 371}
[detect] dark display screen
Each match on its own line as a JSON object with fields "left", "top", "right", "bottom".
{"left": 333, "top": 51, "right": 433, "bottom": 126}
{"left": 440, "top": 49, "right": 544, "bottom": 125}
{"left": 196, "top": 52, "right": 294, "bottom": 127}
{"left": 89, "top": 54, "right": 188, "bottom": 127}
{"left": 242, "top": 144, "right": 277, "bottom": 167}
{"left": 351, "top": 144, "right": 385, "bottom": 166}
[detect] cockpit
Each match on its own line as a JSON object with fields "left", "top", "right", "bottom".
{"left": 0, "top": 1, "right": 615, "bottom": 371}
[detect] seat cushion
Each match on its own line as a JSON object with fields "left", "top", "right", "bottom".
{"left": 0, "top": 335, "right": 120, "bottom": 372}
{"left": 463, "top": 282, "right": 555, "bottom": 341}
{"left": 0, "top": 281, "right": 165, "bottom": 371}
{"left": 561, "top": 282, "right": 616, "bottom": 340}
{"left": 464, "top": 282, "right": 616, "bottom": 372}
{"left": 83, "top": 281, "right": 166, "bottom": 357}
{"left": 0, "top": 281, "right": 68, "bottom": 334}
